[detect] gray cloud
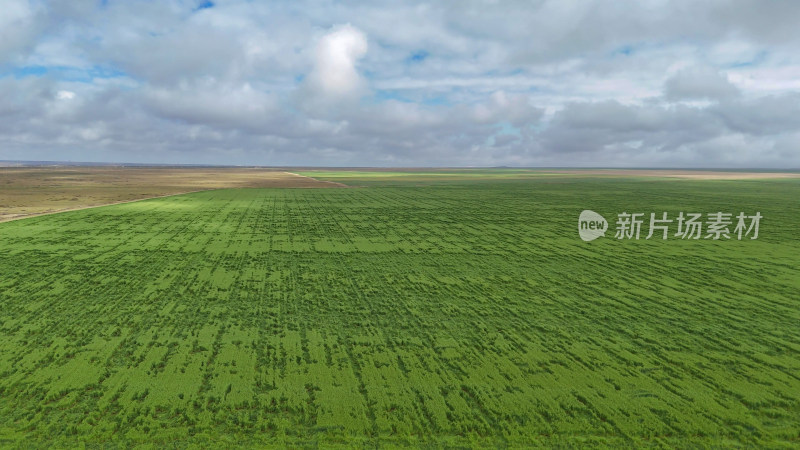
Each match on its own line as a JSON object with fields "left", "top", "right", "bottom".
{"left": 664, "top": 67, "right": 740, "bottom": 101}
{"left": 0, "top": 0, "right": 45, "bottom": 64}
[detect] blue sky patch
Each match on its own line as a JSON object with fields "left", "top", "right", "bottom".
{"left": 195, "top": 1, "right": 215, "bottom": 11}
{"left": 5, "top": 65, "right": 127, "bottom": 82}
{"left": 407, "top": 50, "right": 429, "bottom": 63}
{"left": 12, "top": 66, "right": 49, "bottom": 78}
{"left": 614, "top": 45, "right": 634, "bottom": 56}
{"left": 727, "top": 50, "right": 768, "bottom": 68}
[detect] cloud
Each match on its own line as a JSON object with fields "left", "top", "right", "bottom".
{"left": 470, "top": 91, "right": 543, "bottom": 126}
{"left": 541, "top": 100, "right": 723, "bottom": 155}
{"left": 664, "top": 66, "right": 740, "bottom": 101}
{"left": 711, "top": 93, "right": 800, "bottom": 136}
{"left": 303, "top": 25, "right": 368, "bottom": 103}
{"left": 1, "top": 1, "right": 800, "bottom": 168}
{"left": 143, "top": 80, "right": 281, "bottom": 132}
{"left": 0, "top": 0, "right": 44, "bottom": 64}
{"left": 100, "top": 25, "right": 247, "bottom": 86}
{"left": 56, "top": 90, "right": 75, "bottom": 100}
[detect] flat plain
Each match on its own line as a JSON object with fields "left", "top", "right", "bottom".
{"left": 0, "top": 167, "right": 341, "bottom": 222}
{"left": 0, "top": 170, "right": 798, "bottom": 446}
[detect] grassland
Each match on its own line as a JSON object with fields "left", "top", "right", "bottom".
{"left": 0, "top": 172, "right": 798, "bottom": 446}
{"left": 298, "top": 168, "right": 800, "bottom": 184}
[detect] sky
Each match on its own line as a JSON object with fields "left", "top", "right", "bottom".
{"left": 1, "top": 0, "right": 800, "bottom": 167}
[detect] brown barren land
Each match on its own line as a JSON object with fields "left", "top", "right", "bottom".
{"left": 0, "top": 167, "right": 345, "bottom": 222}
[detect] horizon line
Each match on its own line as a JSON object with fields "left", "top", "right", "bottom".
{"left": 2, "top": 160, "right": 799, "bottom": 172}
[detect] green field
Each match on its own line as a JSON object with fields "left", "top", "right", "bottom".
{"left": 1, "top": 174, "right": 799, "bottom": 446}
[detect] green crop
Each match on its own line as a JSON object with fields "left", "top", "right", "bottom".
{"left": 0, "top": 176, "right": 798, "bottom": 446}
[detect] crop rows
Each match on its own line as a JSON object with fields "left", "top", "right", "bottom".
{"left": 0, "top": 178, "right": 798, "bottom": 446}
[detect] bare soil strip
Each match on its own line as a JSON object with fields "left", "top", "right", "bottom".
{"left": 0, "top": 189, "right": 215, "bottom": 223}
{"left": 284, "top": 172, "right": 349, "bottom": 187}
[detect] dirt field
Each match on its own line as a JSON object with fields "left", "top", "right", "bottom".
{"left": 0, "top": 167, "right": 344, "bottom": 222}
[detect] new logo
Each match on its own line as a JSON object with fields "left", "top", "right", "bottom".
{"left": 578, "top": 210, "right": 608, "bottom": 242}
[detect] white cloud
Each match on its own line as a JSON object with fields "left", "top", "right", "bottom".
{"left": 56, "top": 90, "right": 75, "bottom": 100}
{"left": 305, "top": 24, "right": 368, "bottom": 100}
